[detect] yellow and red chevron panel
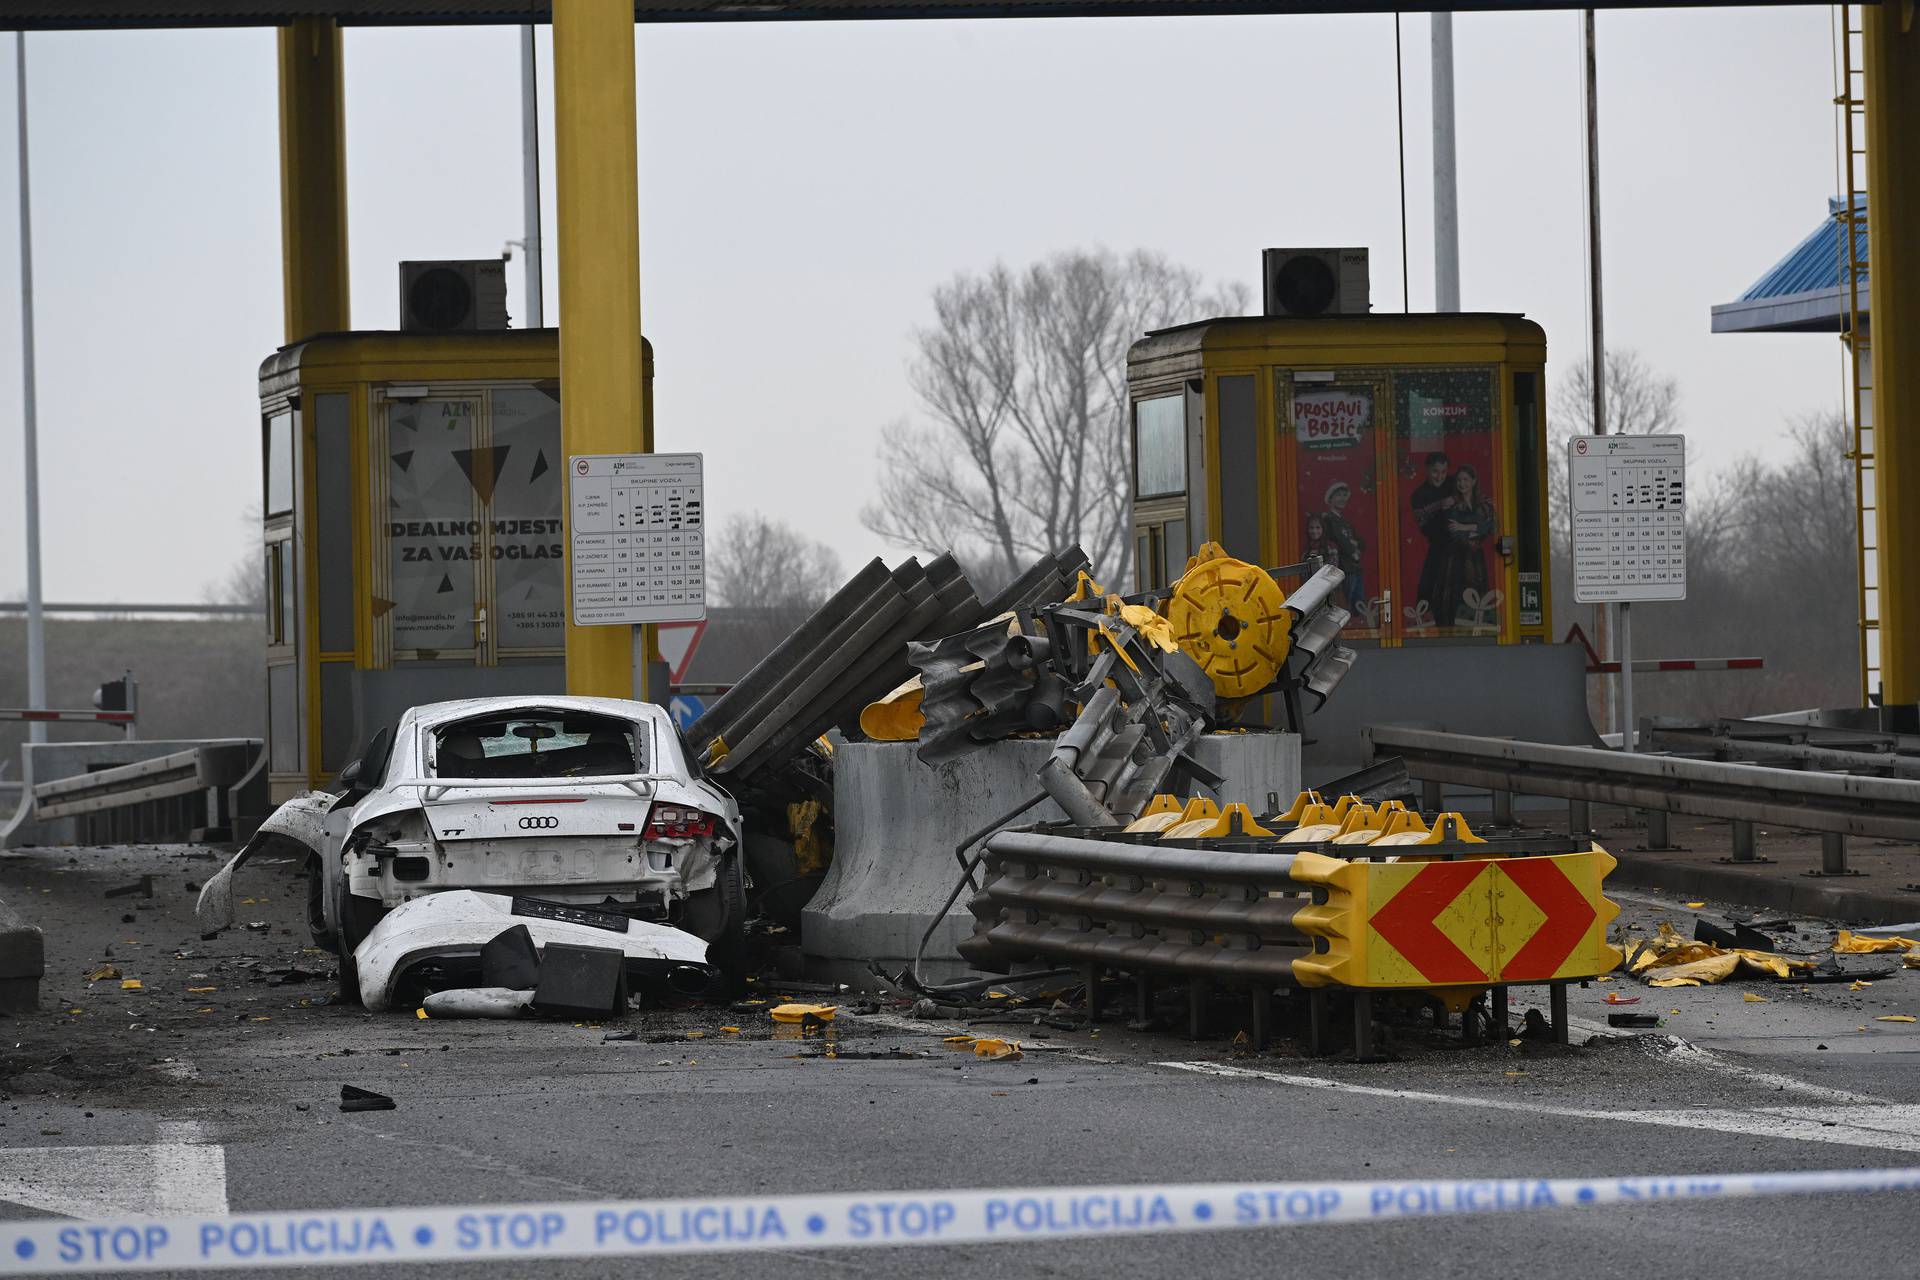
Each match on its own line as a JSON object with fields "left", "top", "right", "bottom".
{"left": 1289, "top": 849, "right": 1620, "bottom": 989}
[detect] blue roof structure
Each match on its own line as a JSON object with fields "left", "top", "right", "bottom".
{"left": 1712, "top": 195, "right": 1868, "bottom": 334}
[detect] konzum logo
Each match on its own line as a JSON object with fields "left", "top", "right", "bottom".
{"left": 518, "top": 816, "right": 560, "bottom": 829}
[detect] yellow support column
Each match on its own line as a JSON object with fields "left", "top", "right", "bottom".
{"left": 554, "top": 0, "right": 650, "bottom": 700}
{"left": 1865, "top": 4, "right": 1920, "bottom": 724}
{"left": 277, "top": 18, "right": 350, "bottom": 342}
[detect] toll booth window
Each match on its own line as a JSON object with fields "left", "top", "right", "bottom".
{"left": 1290, "top": 383, "right": 1378, "bottom": 635}
{"left": 265, "top": 411, "right": 295, "bottom": 517}
{"left": 266, "top": 539, "right": 293, "bottom": 646}
{"left": 1134, "top": 394, "right": 1186, "bottom": 498}
{"left": 1393, "top": 369, "right": 1501, "bottom": 636}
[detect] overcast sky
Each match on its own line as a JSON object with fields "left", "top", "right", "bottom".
{"left": 0, "top": 6, "right": 1843, "bottom": 605}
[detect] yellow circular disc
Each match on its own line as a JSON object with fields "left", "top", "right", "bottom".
{"left": 1166, "top": 556, "right": 1292, "bottom": 699}
{"left": 1124, "top": 812, "right": 1184, "bottom": 834}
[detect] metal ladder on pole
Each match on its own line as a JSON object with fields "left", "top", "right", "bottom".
{"left": 1838, "top": 5, "right": 1879, "bottom": 707}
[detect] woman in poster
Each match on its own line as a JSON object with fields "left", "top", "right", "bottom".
{"left": 1432, "top": 465, "right": 1496, "bottom": 627}
{"left": 1319, "top": 482, "right": 1366, "bottom": 613}
{"left": 1303, "top": 514, "right": 1342, "bottom": 573}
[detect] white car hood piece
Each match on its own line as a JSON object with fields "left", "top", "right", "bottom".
{"left": 195, "top": 791, "right": 336, "bottom": 934}
{"left": 352, "top": 889, "right": 710, "bottom": 1012}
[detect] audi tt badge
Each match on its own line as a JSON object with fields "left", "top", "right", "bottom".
{"left": 518, "top": 815, "right": 560, "bottom": 830}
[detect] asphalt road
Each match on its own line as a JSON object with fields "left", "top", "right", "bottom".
{"left": 3, "top": 842, "right": 1920, "bottom": 1278}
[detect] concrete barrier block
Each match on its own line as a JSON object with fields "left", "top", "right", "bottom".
{"left": 802, "top": 733, "right": 1300, "bottom": 980}
{"left": 0, "top": 895, "right": 45, "bottom": 1013}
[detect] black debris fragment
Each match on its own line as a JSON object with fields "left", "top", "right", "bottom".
{"left": 1608, "top": 1013, "right": 1662, "bottom": 1028}
{"left": 339, "top": 1085, "right": 395, "bottom": 1113}
{"left": 481, "top": 924, "right": 540, "bottom": 990}
{"left": 532, "top": 944, "right": 628, "bottom": 1019}
{"left": 105, "top": 876, "right": 155, "bottom": 900}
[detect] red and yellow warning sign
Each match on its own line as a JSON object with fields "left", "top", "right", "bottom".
{"left": 1290, "top": 849, "right": 1620, "bottom": 989}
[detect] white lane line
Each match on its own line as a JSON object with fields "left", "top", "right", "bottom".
{"left": 0, "top": 1123, "right": 227, "bottom": 1219}
{"left": 1157, "top": 1061, "right": 1920, "bottom": 1156}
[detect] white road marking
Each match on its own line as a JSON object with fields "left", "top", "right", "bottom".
{"left": 1158, "top": 1061, "right": 1920, "bottom": 1155}
{"left": 0, "top": 1122, "right": 227, "bottom": 1218}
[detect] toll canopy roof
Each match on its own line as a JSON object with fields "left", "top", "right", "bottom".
{"left": 1128, "top": 313, "right": 1545, "bottom": 376}
{"left": 10, "top": 1, "right": 1683, "bottom": 28}
{"left": 1711, "top": 196, "right": 1869, "bottom": 335}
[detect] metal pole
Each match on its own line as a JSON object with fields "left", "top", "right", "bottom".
{"left": 1618, "top": 601, "right": 1634, "bottom": 751}
{"left": 1430, "top": 12, "right": 1460, "bottom": 312}
{"left": 1583, "top": 9, "right": 1613, "bottom": 736}
{"left": 519, "top": 24, "right": 544, "bottom": 328}
{"left": 14, "top": 33, "right": 47, "bottom": 746}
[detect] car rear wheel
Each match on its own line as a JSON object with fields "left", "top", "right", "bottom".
{"left": 326, "top": 870, "right": 387, "bottom": 1008}
{"left": 682, "top": 854, "right": 748, "bottom": 977}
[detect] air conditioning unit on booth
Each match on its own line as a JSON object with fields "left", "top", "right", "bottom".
{"left": 1261, "top": 247, "right": 1370, "bottom": 318}
{"left": 399, "top": 259, "right": 510, "bottom": 332}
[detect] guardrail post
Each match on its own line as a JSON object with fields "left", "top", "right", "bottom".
{"left": 1549, "top": 984, "right": 1569, "bottom": 1045}
{"left": 1352, "top": 991, "right": 1376, "bottom": 1060}
{"left": 1719, "top": 818, "right": 1772, "bottom": 864}
{"left": 1422, "top": 780, "right": 1444, "bottom": 812}
{"left": 1249, "top": 987, "right": 1271, "bottom": 1049}
{"left": 1307, "top": 989, "right": 1331, "bottom": 1057}
{"left": 1491, "top": 789, "right": 1515, "bottom": 826}
{"left": 1568, "top": 799, "right": 1590, "bottom": 838}
{"left": 1187, "top": 979, "right": 1210, "bottom": 1041}
{"left": 1811, "top": 832, "right": 1858, "bottom": 877}
{"left": 1134, "top": 974, "right": 1152, "bottom": 1025}
{"left": 1490, "top": 985, "right": 1510, "bottom": 1039}
{"left": 1084, "top": 963, "right": 1103, "bottom": 1023}
{"left": 1643, "top": 808, "right": 1682, "bottom": 851}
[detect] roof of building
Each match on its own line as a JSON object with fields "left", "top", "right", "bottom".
{"left": 1711, "top": 196, "right": 1868, "bottom": 335}
{"left": 9, "top": 2, "right": 1504, "bottom": 29}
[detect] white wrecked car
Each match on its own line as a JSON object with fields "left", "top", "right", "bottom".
{"left": 198, "top": 696, "right": 746, "bottom": 1004}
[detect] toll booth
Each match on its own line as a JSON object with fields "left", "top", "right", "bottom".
{"left": 1127, "top": 314, "right": 1550, "bottom": 646}
{"left": 256, "top": 330, "right": 653, "bottom": 800}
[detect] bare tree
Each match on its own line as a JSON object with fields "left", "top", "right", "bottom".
{"left": 863, "top": 248, "right": 1249, "bottom": 585}
{"left": 1550, "top": 349, "right": 1681, "bottom": 439}
{"left": 1547, "top": 349, "right": 1683, "bottom": 561}
{"left": 708, "top": 514, "right": 843, "bottom": 610}
{"left": 204, "top": 506, "right": 267, "bottom": 610}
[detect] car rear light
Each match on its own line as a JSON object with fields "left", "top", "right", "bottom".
{"left": 643, "top": 803, "right": 717, "bottom": 840}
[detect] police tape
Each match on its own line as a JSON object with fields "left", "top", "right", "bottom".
{"left": 6, "top": 1167, "right": 1919, "bottom": 1273}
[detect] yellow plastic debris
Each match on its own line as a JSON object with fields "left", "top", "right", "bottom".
{"left": 1743, "top": 993, "right": 1768, "bottom": 1003}
{"left": 720, "top": 1026, "right": 741, "bottom": 1034}
{"left": 942, "top": 1035, "right": 975, "bottom": 1045}
{"left": 187, "top": 986, "right": 215, "bottom": 994}
{"left": 1905, "top": 951, "right": 1920, "bottom": 970}
{"left": 87, "top": 965, "right": 120, "bottom": 982}
{"left": 971, "top": 1037, "right": 1023, "bottom": 1060}
{"left": 1876, "top": 1015, "right": 1918, "bottom": 1024}
{"left": 1685, "top": 901, "right": 1706, "bottom": 909}
{"left": 1648, "top": 953, "right": 1742, "bottom": 986}
{"left": 1835, "top": 930, "right": 1920, "bottom": 954}
{"left": 858, "top": 677, "right": 926, "bottom": 742}
{"left": 1850, "top": 980, "right": 1874, "bottom": 991}
{"left": 120, "top": 979, "right": 142, "bottom": 991}
{"left": 686, "top": 1031, "right": 707, "bottom": 1040}
{"left": 415, "top": 1008, "right": 428, "bottom": 1020}
{"left": 770, "top": 1003, "right": 837, "bottom": 1023}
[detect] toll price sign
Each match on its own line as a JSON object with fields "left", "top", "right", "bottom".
{"left": 568, "top": 453, "right": 706, "bottom": 625}
{"left": 1567, "top": 434, "right": 1686, "bottom": 604}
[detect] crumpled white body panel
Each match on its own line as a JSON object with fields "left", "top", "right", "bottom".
{"left": 353, "top": 888, "right": 709, "bottom": 1012}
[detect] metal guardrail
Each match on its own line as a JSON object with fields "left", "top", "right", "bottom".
{"left": 1366, "top": 725, "right": 1920, "bottom": 848}
{"left": 30, "top": 744, "right": 255, "bottom": 821}
{"left": 1646, "top": 716, "right": 1920, "bottom": 781}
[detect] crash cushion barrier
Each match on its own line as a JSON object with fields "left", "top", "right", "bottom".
{"left": 6, "top": 1166, "right": 1918, "bottom": 1272}
{"left": 1289, "top": 847, "right": 1620, "bottom": 989}
{"left": 800, "top": 734, "right": 1299, "bottom": 976}
{"left": 0, "top": 893, "right": 44, "bottom": 1013}
{"left": 0, "top": 739, "right": 266, "bottom": 849}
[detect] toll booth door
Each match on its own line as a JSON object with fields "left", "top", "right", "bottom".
{"left": 374, "top": 387, "right": 565, "bottom": 666}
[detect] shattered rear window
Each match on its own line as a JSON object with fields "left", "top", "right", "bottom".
{"left": 431, "top": 712, "right": 643, "bottom": 779}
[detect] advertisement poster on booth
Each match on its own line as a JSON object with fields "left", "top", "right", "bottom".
{"left": 1394, "top": 369, "right": 1501, "bottom": 638}
{"left": 1289, "top": 384, "right": 1378, "bottom": 635}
